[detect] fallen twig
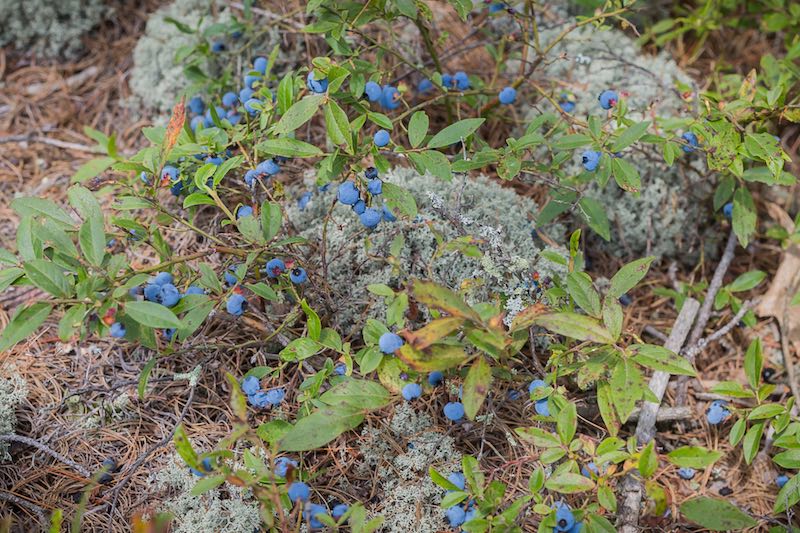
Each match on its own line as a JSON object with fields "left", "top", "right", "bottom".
{"left": 0, "top": 491, "right": 47, "bottom": 527}
{"left": 0, "top": 433, "right": 92, "bottom": 478}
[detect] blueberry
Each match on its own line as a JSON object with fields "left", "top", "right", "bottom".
{"left": 706, "top": 400, "right": 730, "bottom": 425}
{"left": 559, "top": 93, "right": 576, "bottom": 113}
{"left": 237, "top": 205, "right": 254, "bottom": 219}
{"left": 170, "top": 181, "right": 184, "bottom": 196}
{"left": 253, "top": 56, "right": 268, "bottom": 74}
{"left": 443, "top": 402, "right": 465, "bottom": 421}
{"left": 160, "top": 284, "right": 181, "bottom": 307}
{"left": 498, "top": 86, "right": 517, "bottom": 105}
{"left": 144, "top": 283, "right": 161, "bottom": 302}
{"left": 222, "top": 91, "right": 238, "bottom": 107}
{"left": 188, "top": 96, "right": 205, "bottom": 115}
{"left": 488, "top": 3, "right": 505, "bottom": 13}
{"left": 553, "top": 502, "right": 575, "bottom": 532}
{"left": 535, "top": 398, "right": 550, "bottom": 416}
{"left": 290, "top": 267, "right": 308, "bottom": 284}
{"left": 306, "top": 71, "right": 329, "bottom": 94}
{"left": 380, "top": 85, "right": 401, "bottom": 110}
{"left": 334, "top": 363, "right": 347, "bottom": 376}
{"left": 448, "top": 472, "right": 466, "bottom": 490}
{"left": 678, "top": 467, "right": 695, "bottom": 480}
{"left": 401, "top": 383, "right": 422, "bottom": 400}
{"left": 163, "top": 328, "right": 176, "bottom": 341}
{"left": 379, "top": 332, "right": 404, "bottom": 354}
{"left": 382, "top": 205, "right": 397, "bottom": 222}
{"left": 464, "top": 507, "right": 478, "bottom": 523}
{"left": 367, "top": 178, "right": 383, "bottom": 195}
{"left": 224, "top": 267, "right": 239, "bottom": 286}
{"left": 185, "top": 285, "right": 205, "bottom": 296}
{"left": 352, "top": 199, "right": 366, "bottom": 215}
{"left": 109, "top": 322, "right": 126, "bottom": 338}
{"left": 360, "top": 207, "right": 382, "bottom": 228}
{"left": 582, "top": 150, "right": 601, "bottom": 172}
{"left": 365, "top": 167, "right": 379, "bottom": 180}
{"left": 373, "top": 129, "right": 390, "bottom": 147}
{"left": 723, "top": 202, "right": 733, "bottom": 219}
{"left": 332, "top": 503, "right": 349, "bottom": 520}
{"left": 242, "top": 376, "right": 260, "bottom": 395}
{"left": 265, "top": 388, "right": 286, "bottom": 405}
{"left": 453, "top": 71, "right": 470, "bottom": 91}
{"left": 265, "top": 258, "right": 286, "bottom": 278}
{"left": 249, "top": 390, "right": 271, "bottom": 408}
{"left": 598, "top": 89, "right": 618, "bottom": 110}
{"left": 567, "top": 522, "right": 584, "bottom": 533}
{"left": 239, "top": 87, "right": 255, "bottom": 102}
{"left": 287, "top": 481, "right": 310, "bottom": 503}
{"left": 211, "top": 41, "right": 225, "bottom": 53}
{"left": 150, "top": 272, "right": 173, "bottom": 286}
{"left": 442, "top": 74, "right": 454, "bottom": 89}
{"left": 581, "top": 462, "right": 599, "bottom": 478}
{"left": 507, "top": 390, "right": 523, "bottom": 400}
{"left": 205, "top": 156, "right": 223, "bottom": 166}
{"left": 298, "top": 191, "right": 313, "bottom": 210}
{"left": 161, "top": 165, "right": 179, "bottom": 183}
{"left": 244, "top": 98, "right": 262, "bottom": 115}
{"left": 244, "top": 74, "right": 261, "bottom": 89}
{"left": 777, "top": 474, "right": 789, "bottom": 489}
{"left": 129, "top": 286, "right": 144, "bottom": 297}
{"left": 304, "top": 502, "right": 327, "bottom": 529}
{"left": 619, "top": 294, "right": 632, "bottom": 306}
{"left": 226, "top": 293, "right": 247, "bottom": 316}
{"left": 428, "top": 371, "right": 444, "bottom": 386}
{"left": 337, "top": 181, "right": 360, "bottom": 205}
{"left": 274, "top": 457, "right": 298, "bottom": 478}
{"left": 189, "top": 457, "right": 214, "bottom": 477}
{"left": 257, "top": 159, "right": 281, "bottom": 176}
{"left": 528, "top": 379, "right": 546, "bottom": 394}
{"left": 446, "top": 506, "right": 466, "bottom": 527}
{"left": 365, "top": 81, "right": 382, "bottom": 102}
{"left": 681, "top": 131, "right": 699, "bottom": 153}
{"left": 418, "top": 78, "right": 433, "bottom": 93}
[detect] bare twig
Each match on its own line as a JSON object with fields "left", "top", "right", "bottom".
{"left": 0, "top": 133, "right": 102, "bottom": 153}
{"left": 681, "top": 300, "right": 755, "bottom": 361}
{"left": 0, "top": 491, "right": 47, "bottom": 527}
{"left": 0, "top": 433, "right": 92, "bottom": 478}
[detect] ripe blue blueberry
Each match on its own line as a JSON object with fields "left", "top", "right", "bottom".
{"left": 581, "top": 150, "right": 601, "bottom": 172}
{"left": 129, "top": 286, "right": 144, "bottom": 297}
{"left": 777, "top": 474, "right": 789, "bottom": 488}
{"left": 365, "top": 167, "right": 378, "bottom": 180}
{"left": 188, "top": 96, "right": 205, "bottom": 115}
{"left": 244, "top": 98, "right": 262, "bottom": 115}
{"left": 244, "top": 74, "right": 261, "bottom": 89}
{"left": 382, "top": 206, "right": 397, "bottom": 222}
{"left": 239, "top": 87, "right": 255, "bottom": 102}
{"left": 110, "top": 322, "right": 126, "bottom": 338}
{"left": 443, "top": 402, "right": 465, "bottom": 421}
{"left": 244, "top": 169, "right": 259, "bottom": 188}
{"left": 265, "top": 258, "right": 286, "bottom": 278}
{"left": 448, "top": 472, "right": 466, "bottom": 490}
{"left": 170, "top": 181, "right": 184, "bottom": 196}
{"left": 535, "top": 399, "right": 550, "bottom": 416}
{"left": 211, "top": 41, "right": 225, "bottom": 53}
{"left": 678, "top": 467, "right": 695, "bottom": 480}
{"left": 161, "top": 165, "right": 179, "bottom": 182}
{"left": 190, "top": 115, "right": 204, "bottom": 131}
{"left": 242, "top": 376, "right": 260, "bottom": 396}
{"left": 290, "top": 267, "right": 308, "bottom": 284}
{"left": 581, "top": 462, "right": 599, "bottom": 478}
{"left": 352, "top": 199, "right": 366, "bottom": 215}
{"left": 222, "top": 91, "right": 238, "bottom": 107}
{"left": 226, "top": 293, "right": 247, "bottom": 316}
{"left": 163, "top": 328, "right": 176, "bottom": 341}
{"left": 332, "top": 503, "right": 349, "bottom": 519}
{"left": 508, "top": 390, "right": 523, "bottom": 400}
{"left": 237, "top": 205, "right": 254, "bottom": 219}
{"left": 488, "top": 3, "right": 505, "bottom": 13}
{"left": 446, "top": 506, "right": 466, "bottom": 527}
{"left": 442, "top": 74, "right": 454, "bottom": 89}
{"left": 253, "top": 56, "right": 268, "bottom": 74}
{"left": 553, "top": 502, "right": 575, "bottom": 532}
{"left": 274, "top": 457, "right": 298, "bottom": 478}
{"left": 248, "top": 391, "right": 271, "bottom": 408}
{"left": 185, "top": 285, "right": 205, "bottom": 296}
{"left": 265, "top": 388, "right": 286, "bottom": 405}
{"left": 464, "top": 507, "right": 478, "bottom": 524}
{"left": 598, "top": 89, "right": 618, "bottom": 110}
{"left": 367, "top": 178, "right": 383, "bottom": 195}
{"left": 298, "top": 191, "right": 313, "bottom": 210}
{"left": 151, "top": 272, "right": 173, "bottom": 286}
{"left": 337, "top": 181, "right": 360, "bottom": 205}
{"left": 559, "top": 93, "right": 576, "bottom": 113}
{"left": 373, "top": 129, "right": 390, "bottom": 147}
{"left": 160, "top": 284, "right": 181, "bottom": 307}
{"left": 498, "top": 86, "right": 517, "bottom": 105}
{"left": 287, "top": 481, "right": 310, "bottom": 503}
{"left": 453, "top": 71, "right": 470, "bottom": 90}
{"left": 257, "top": 159, "right": 281, "bottom": 176}
{"left": 379, "top": 332, "right": 404, "bottom": 354}
{"left": 360, "top": 207, "right": 382, "bottom": 228}
{"left": 380, "top": 85, "right": 401, "bottom": 110}
{"left": 334, "top": 362, "right": 346, "bottom": 376}
{"left": 401, "top": 383, "right": 422, "bottom": 400}
{"left": 619, "top": 294, "right": 632, "bottom": 306}
{"left": 144, "top": 283, "right": 161, "bottom": 302}
{"left": 190, "top": 457, "right": 214, "bottom": 477}
{"left": 305, "top": 503, "right": 327, "bottom": 529}
{"left": 418, "top": 78, "right": 433, "bottom": 93}
{"left": 224, "top": 267, "right": 239, "bottom": 286}
{"left": 428, "top": 371, "right": 444, "bottom": 386}
{"left": 365, "top": 81, "right": 382, "bottom": 102}
{"left": 682, "top": 132, "right": 699, "bottom": 153}
{"left": 205, "top": 156, "right": 223, "bottom": 166}
{"left": 706, "top": 400, "right": 730, "bottom": 425}
{"left": 723, "top": 202, "right": 733, "bottom": 219}
{"left": 528, "top": 379, "right": 545, "bottom": 394}
{"left": 306, "top": 71, "right": 329, "bottom": 94}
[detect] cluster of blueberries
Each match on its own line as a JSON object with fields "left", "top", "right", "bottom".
{"left": 241, "top": 375, "right": 286, "bottom": 409}
{"left": 287, "top": 479, "right": 349, "bottom": 529}
{"left": 110, "top": 271, "right": 205, "bottom": 339}
{"left": 552, "top": 502, "right": 583, "bottom": 532}
{"left": 443, "top": 471, "right": 479, "bottom": 530}
{"left": 225, "top": 258, "right": 307, "bottom": 317}
{"left": 336, "top": 167, "right": 397, "bottom": 229}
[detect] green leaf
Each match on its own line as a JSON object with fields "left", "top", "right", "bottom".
{"left": 382, "top": 182, "right": 418, "bottom": 218}
{"left": 577, "top": 197, "right": 610, "bottom": 241}
{"left": 728, "top": 270, "right": 766, "bottom": 292}
{"left": 773, "top": 449, "right": 800, "bottom": 469}
{"left": 602, "top": 298, "right": 623, "bottom": 341}
{"left": 324, "top": 100, "right": 352, "bottom": 152}
{"left": 554, "top": 134, "right": 592, "bottom": 150}
{"left": 280, "top": 337, "right": 323, "bottom": 361}
{"left": 630, "top": 344, "right": 696, "bottom": 376}
{"left": 72, "top": 157, "right": 115, "bottom": 183}
{"left": 10, "top": 197, "right": 74, "bottom": 228}
{"left": 638, "top": 440, "right": 658, "bottom": 478}
{"left": 747, "top": 403, "right": 784, "bottom": 420}
{"left": 183, "top": 192, "right": 216, "bottom": 208}
{"left": 556, "top": 401, "right": 577, "bottom": 444}
{"left": 742, "top": 422, "right": 764, "bottom": 464}
{"left": 260, "top": 201, "right": 282, "bottom": 241}
{"left": 138, "top": 357, "right": 157, "bottom": 400}
{"left": 300, "top": 299, "right": 321, "bottom": 341}
{"left": 273, "top": 94, "right": 324, "bottom": 134}
{"left": 611, "top": 157, "right": 641, "bottom": 193}
{"left": 124, "top": 301, "right": 182, "bottom": 329}
{"left": 680, "top": 497, "right": 756, "bottom": 530}
{"left": 610, "top": 359, "right": 643, "bottom": 423}
{"left": 744, "top": 338, "right": 762, "bottom": 390}
{"left": 462, "top": 357, "right": 492, "bottom": 420}
{"left": 255, "top": 137, "right": 323, "bottom": 158}
{"left": 611, "top": 121, "right": 650, "bottom": 152}
{"left": 666, "top": 446, "right": 723, "bottom": 468}
{"left": 191, "top": 474, "right": 226, "bottom": 496}
{"left": 278, "top": 406, "right": 364, "bottom": 451}
{"left": 729, "top": 418, "right": 746, "bottom": 446}
{"left": 566, "top": 272, "right": 601, "bottom": 317}
{"left": 408, "top": 111, "right": 429, "bottom": 148}
{"left": 78, "top": 219, "right": 106, "bottom": 267}
{"left": 23, "top": 260, "right": 71, "bottom": 297}
{"left": 366, "top": 111, "right": 392, "bottom": 130}
{"left": 774, "top": 473, "right": 800, "bottom": 513}
{"left": 544, "top": 472, "right": 595, "bottom": 494}
{"left": 532, "top": 313, "right": 615, "bottom": 344}
{"left": 58, "top": 304, "right": 85, "bottom": 341}
{"left": 732, "top": 187, "right": 757, "bottom": 247}
{"left": 408, "top": 150, "right": 451, "bottom": 181}
{"left": 608, "top": 257, "right": 655, "bottom": 299}
{"left": 0, "top": 302, "right": 52, "bottom": 351}
{"left": 396, "top": 343, "right": 469, "bottom": 372}
{"left": 427, "top": 118, "right": 485, "bottom": 149}
{"left": 411, "top": 280, "right": 481, "bottom": 322}
{"left": 319, "top": 379, "right": 390, "bottom": 410}
{"left": 514, "top": 427, "right": 561, "bottom": 448}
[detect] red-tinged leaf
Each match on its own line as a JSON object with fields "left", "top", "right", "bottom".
{"left": 509, "top": 303, "right": 548, "bottom": 331}
{"left": 396, "top": 343, "right": 470, "bottom": 372}
{"left": 163, "top": 96, "right": 186, "bottom": 159}
{"left": 401, "top": 317, "right": 465, "bottom": 350}
{"left": 462, "top": 357, "right": 492, "bottom": 420}
{"left": 411, "top": 280, "right": 481, "bottom": 322}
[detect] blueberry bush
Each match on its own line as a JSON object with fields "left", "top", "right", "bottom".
{"left": 2, "top": 0, "right": 799, "bottom": 531}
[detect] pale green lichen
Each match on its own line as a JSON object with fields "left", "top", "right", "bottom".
{"left": 355, "top": 402, "right": 462, "bottom": 533}
{"left": 0, "top": 0, "right": 111, "bottom": 59}
{"left": 285, "top": 167, "right": 566, "bottom": 333}
{"left": 0, "top": 365, "right": 28, "bottom": 461}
